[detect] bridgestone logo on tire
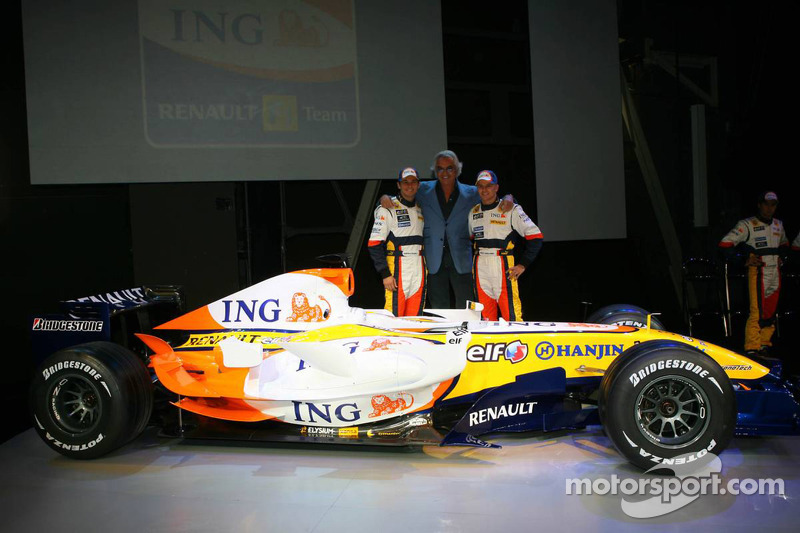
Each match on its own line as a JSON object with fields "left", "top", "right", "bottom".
{"left": 42, "top": 360, "right": 103, "bottom": 381}
{"left": 628, "top": 359, "right": 709, "bottom": 387}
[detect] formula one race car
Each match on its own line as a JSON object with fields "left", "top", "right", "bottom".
{"left": 29, "top": 268, "right": 800, "bottom": 469}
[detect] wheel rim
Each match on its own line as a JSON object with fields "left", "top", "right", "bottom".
{"left": 49, "top": 375, "right": 102, "bottom": 434}
{"left": 635, "top": 375, "right": 709, "bottom": 449}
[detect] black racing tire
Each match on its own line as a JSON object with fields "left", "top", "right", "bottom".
{"left": 598, "top": 340, "right": 736, "bottom": 471}
{"left": 587, "top": 304, "right": 665, "bottom": 330}
{"left": 30, "top": 342, "right": 153, "bottom": 459}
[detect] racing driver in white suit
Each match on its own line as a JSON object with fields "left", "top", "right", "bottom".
{"left": 719, "top": 191, "right": 789, "bottom": 354}
{"left": 368, "top": 167, "right": 427, "bottom": 316}
{"left": 468, "top": 170, "right": 542, "bottom": 321}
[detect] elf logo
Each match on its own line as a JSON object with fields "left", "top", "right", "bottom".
{"left": 467, "top": 342, "right": 529, "bottom": 363}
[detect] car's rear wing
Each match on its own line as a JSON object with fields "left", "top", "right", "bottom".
{"left": 31, "top": 285, "right": 184, "bottom": 366}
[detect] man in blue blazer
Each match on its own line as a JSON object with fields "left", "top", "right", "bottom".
{"left": 381, "top": 150, "right": 513, "bottom": 309}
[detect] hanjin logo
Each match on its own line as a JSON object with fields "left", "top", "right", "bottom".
{"left": 535, "top": 342, "right": 623, "bottom": 361}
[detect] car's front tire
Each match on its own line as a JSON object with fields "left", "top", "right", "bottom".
{"left": 598, "top": 340, "right": 736, "bottom": 471}
{"left": 587, "top": 303, "right": 665, "bottom": 330}
{"left": 30, "top": 342, "right": 153, "bottom": 459}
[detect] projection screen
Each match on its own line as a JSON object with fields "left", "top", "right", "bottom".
{"left": 22, "top": 0, "right": 447, "bottom": 184}
{"left": 529, "top": 0, "right": 626, "bottom": 241}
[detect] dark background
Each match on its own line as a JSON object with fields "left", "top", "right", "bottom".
{"left": 2, "top": 0, "right": 798, "bottom": 443}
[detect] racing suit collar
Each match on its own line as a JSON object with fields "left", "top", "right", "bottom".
{"left": 398, "top": 196, "right": 416, "bottom": 208}
{"left": 480, "top": 199, "right": 500, "bottom": 211}
{"left": 756, "top": 215, "right": 773, "bottom": 225}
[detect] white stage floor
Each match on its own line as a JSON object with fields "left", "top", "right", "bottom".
{"left": 2, "top": 427, "right": 798, "bottom": 532}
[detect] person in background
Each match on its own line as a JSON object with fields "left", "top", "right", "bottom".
{"left": 368, "top": 167, "right": 426, "bottom": 316}
{"left": 719, "top": 191, "right": 789, "bottom": 354}
{"left": 468, "top": 170, "right": 543, "bottom": 321}
{"left": 380, "top": 150, "right": 514, "bottom": 309}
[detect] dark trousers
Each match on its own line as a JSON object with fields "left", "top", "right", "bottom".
{"left": 427, "top": 250, "right": 474, "bottom": 309}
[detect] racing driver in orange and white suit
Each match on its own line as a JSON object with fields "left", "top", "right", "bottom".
{"left": 368, "top": 167, "right": 427, "bottom": 316}
{"left": 468, "top": 170, "right": 542, "bottom": 321}
{"left": 719, "top": 191, "right": 789, "bottom": 354}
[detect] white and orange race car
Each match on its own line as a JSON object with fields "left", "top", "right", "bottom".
{"left": 29, "top": 268, "right": 800, "bottom": 469}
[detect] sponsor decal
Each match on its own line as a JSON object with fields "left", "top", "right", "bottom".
{"left": 367, "top": 429, "right": 401, "bottom": 438}
{"left": 490, "top": 220, "right": 506, "bottom": 225}
{"left": 472, "top": 213, "right": 483, "bottom": 220}
{"left": 628, "top": 359, "right": 710, "bottom": 387}
{"left": 755, "top": 241, "right": 768, "bottom": 248}
{"left": 68, "top": 287, "right": 148, "bottom": 309}
{"left": 622, "top": 429, "right": 719, "bottom": 465}
{"left": 42, "top": 361, "right": 103, "bottom": 381}
{"left": 504, "top": 341, "right": 528, "bottom": 363}
{"left": 369, "top": 393, "right": 413, "bottom": 418}
{"left": 342, "top": 341, "right": 360, "bottom": 354}
{"left": 300, "top": 426, "right": 337, "bottom": 436}
{"left": 722, "top": 365, "right": 752, "bottom": 371}
{"left": 32, "top": 318, "right": 103, "bottom": 333}
{"left": 565, "top": 323, "right": 619, "bottom": 330}
{"left": 185, "top": 332, "right": 269, "bottom": 347}
{"left": 363, "top": 338, "right": 407, "bottom": 352}
{"left": 464, "top": 434, "right": 494, "bottom": 447}
{"left": 46, "top": 431, "right": 104, "bottom": 451}
{"left": 396, "top": 209, "right": 408, "bottom": 215}
{"left": 447, "top": 327, "right": 469, "bottom": 345}
{"left": 467, "top": 342, "right": 529, "bottom": 363}
{"left": 287, "top": 293, "right": 330, "bottom": 322}
{"left": 754, "top": 225, "right": 765, "bottom": 231}
{"left": 338, "top": 427, "right": 359, "bottom": 439}
{"left": 292, "top": 401, "right": 361, "bottom": 423}
{"left": 534, "top": 342, "right": 623, "bottom": 361}
{"left": 407, "top": 416, "right": 428, "bottom": 427}
{"left": 490, "top": 213, "right": 505, "bottom": 219}
{"left": 222, "top": 298, "right": 281, "bottom": 323}
{"left": 468, "top": 401, "right": 538, "bottom": 427}
{"left": 613, "top": 320, "right": 645, "bottom": 327}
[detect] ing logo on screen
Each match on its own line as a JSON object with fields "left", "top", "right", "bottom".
{"left": 262, "top": 95, "right": 298, "bottom": 132}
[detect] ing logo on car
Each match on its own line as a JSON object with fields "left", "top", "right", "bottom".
{"left": 286, "top": 293, "right": 330, "bottom": 322}
{"left": 369, "top": 393, "right": 413, "bottom": 417}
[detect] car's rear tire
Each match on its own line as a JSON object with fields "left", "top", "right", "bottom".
{"left": 598, "top": 340, "right": 736, "bottom": 471}
{"left": 587, "top": 304, "right": 665, "bottom": 330}
{"left": 30, "top": 342, "right": 153, "bottom": 459}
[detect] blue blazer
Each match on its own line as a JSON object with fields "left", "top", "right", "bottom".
{"left": 416, "top": 180, "right": 480, "bottom": 274}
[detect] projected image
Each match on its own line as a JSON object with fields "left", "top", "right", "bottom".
{"left": 138, "top": 0, "right": 359, "bottom": 147}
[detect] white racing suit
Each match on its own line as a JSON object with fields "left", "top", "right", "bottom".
{"left": 468, "top": 201, "right": 542, "bottom": 321}
{"left": 719, "top": 216, "right": 789, "bottom": 351}
{"left": 368, "top": 197, "right": 427, "bottom": 316}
